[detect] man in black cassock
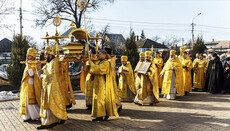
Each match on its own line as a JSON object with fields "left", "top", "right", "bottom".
{"left": 205, "top": 53, "right": 224, "bottom": 94}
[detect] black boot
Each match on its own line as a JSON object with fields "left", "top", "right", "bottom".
{"left": 23, "top": 119, "right": 32, "bottom": 122}
{"left": 104, "top": 116, "right": 109, "bottom": 121}
{"left": 66, "top": 102, "right": 72, "bottom": 109}
{"left": 159, "top": 88, "right": 162, "bottom": 94}
{"left": 37, "top": 125, "right": 50, "bottom": 130}
{"left": 92, "top": 117, "right": 103, "bottom": 121}
{"left": 193, "top": 88, "right": 198, "bottom": 91}
{"left": 59, "top": 120, "right": 66, "bottom": 124}
{"left": 185, "top": 92, "right": 189, "bottom": 96}
{"left": 86, "top": 105, "right": 92, "bottom": 111}
{"left": 117, "top": 105, "right": 122, "bottom": 113}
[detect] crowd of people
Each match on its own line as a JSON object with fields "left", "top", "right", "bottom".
{"left": 19, "top": 45, "right": 230, "bottom": 130}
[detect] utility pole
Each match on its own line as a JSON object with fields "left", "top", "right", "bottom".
{"left": 19, "top": 0, "right": 23, "bottom": 36}
{"left": 191, "top": 13, "right": 201, "bottom": 48}
{"left": 191, "top": 23, "right": 194, "bottom": 46}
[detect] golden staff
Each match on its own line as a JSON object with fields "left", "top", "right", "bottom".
{"left": 46, "top": 32, "right": 49, "bottom": 46}
{"left": 151, "top": 45, "right": 154, "bottom": 58}
{"left": 53, "top": 16, "right": 62, "bottom": 57}
{"left": 96, "top": 32, "right": 99, "bottom": 55}
{"left": 20, "top": 61, "right": 47, "bottom": 64}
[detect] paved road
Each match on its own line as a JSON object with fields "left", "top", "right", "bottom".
{"left": 0, "top": 92, "right": 230, "bottom": 131}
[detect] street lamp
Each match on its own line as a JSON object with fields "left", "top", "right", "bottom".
{"left": 191, "top": 13, "right": 201, "bottom": 47}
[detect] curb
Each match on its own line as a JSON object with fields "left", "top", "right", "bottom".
{"left": 0, "top": 97, "right": 19, "bottom": 102}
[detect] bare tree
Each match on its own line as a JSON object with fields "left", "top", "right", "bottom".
{"left": 0, "top": 0, "right": 15, "bottom": 29}
{"left": 0, "top": 0, "right": 14, "bottom": 15}
{"left": 34, "top": 0, "right": 114, "bottom": 28}
{"left": 152, "top": 35, "right": 160, "bottom": 42}
{"left": 162, "top": 35, "right": 181, "bottom": 49}
{"left": 99, "top": 24, "right": 110, "bottom": 48}
{"left": 26, "top": 36, "right": 39, "bottom": 50}
{"left": 99, "top": 24, "right": 109, "bottom": 37}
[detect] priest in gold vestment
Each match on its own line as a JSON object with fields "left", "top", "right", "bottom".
{"left": 134, "top": 52, "right": 145, "bottom": 73}
{"left": 193, "top": 54, "right": 209, "bottom": 90}
{"left": 105, "top": 47, "right": 122, "bottom": 113}
{"left": 117, "top": 56, "right": 136, "bottom": 102}
{"left": 36, "top": 46, "right": 67, "bottom": 129}
{"left": 80, "top": 48, "right": 99, "bottom": 110}
{"left": 193, "top": 53, "right": 200, "bottom": 88}
{"left": 154, "top": 51, "right": 163, "bottom": 90}
{"left": 160, "top": 50, "right": 184, "bottom": 100}
{"left": 19, "top": 48, "right": 41, "bottom": 122}
{"left": 181, "top": 52, "right": 193, "bottom": 95}
{"left": 89, "top": 50, "right": 119, "bottom": 121}
{"left": 134, "top": 52, "right": 145, "bottom": 90}
{"left": 178, "top": 46, "right": 186, "bottom": 62}
{"left": 134, "top": 51, "right": 159, "bottom": 105}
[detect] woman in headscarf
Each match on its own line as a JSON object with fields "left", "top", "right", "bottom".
{"left": 205, "top": 53, "right": 224, "bottom": 94}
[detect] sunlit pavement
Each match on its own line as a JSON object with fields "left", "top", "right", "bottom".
{"left": 0, "top": 91, "right": 230, "bottom": 131}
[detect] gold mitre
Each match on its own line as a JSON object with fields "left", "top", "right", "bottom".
{"left": 170, "top": 50, "right": 176, "bottom": 55}
{"left": 45, "top": 45, "right": 55, "bottom": 55}
{"left": 139, "top": 52, "right": 145, "bottom": 58}
{"left": 121, "top": 55, "right": 128, "bottom": 62}
{"left": 180, "top": 46, "right": 186, "bottom": 52}
{"left": 145, "top": 51, "right": 152, "bottom": 57}
{"left": 27, "top": 48, "right": 37, "bottom": 58}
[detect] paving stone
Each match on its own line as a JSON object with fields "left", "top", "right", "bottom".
{"left": 0, "top": 92, "right": 230, "bottom": 130}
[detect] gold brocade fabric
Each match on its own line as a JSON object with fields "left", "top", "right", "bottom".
{"left": 192, "top": 58, "right": 199, "bottom": 88}
{"left": 90, "top": 59, "right": 119, "bottom": 118}
{"left": 108, "top": 56, "right": 122, "bottom": 108}
{"left": 149, "top": 61, "right": 160, "bottom": 102}
{"left": 182, "top": 57, "right": 193, "bottom": 92}
{"left": 178, "top": 55, "right": 184, "bottom": 63}
{"left": 154, "top": 57, "right": 163, "bottom": 89}
{"left": 40, "top": 58, "right": 67, "bottom": 120}
{"left": 80, "top": 68, "right": 87, "bottom": 94}
{"left": 118, "top": 61, "right": 136, "bottom": 99}
{"left": 59, "top": 61, "right": 76, "bottom": 105}
{"left": 85, "top": 60, "right": 100, "bottom": 98}
{"left": 80, "top": 61, "right": 90, "bottom": 94}
{"left": 193, "top": 58, "right": 208, "bottom": 89}
{"left": 161, "top": 56, "right": 184, "bottom": 96}
{"left": 19, "top": 62, "right": 41, "bottom": 115}
{"left": 59, "top": 62, "right": 70, "bottom": 105}
{"left": 134, "top": 61, "right": 143, "bottom": 90}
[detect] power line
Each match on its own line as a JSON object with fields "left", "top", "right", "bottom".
{"left": 92, "top": 21, "right": 205, "bottom": 32}
{"left": 197, "top": 24, "right": 230, "bottom": 30}
{"left": 87, "top": 17, "right": 188, "bottom": 26}
{"left": 88, "top": 17, "right": 230, "bottom": 30}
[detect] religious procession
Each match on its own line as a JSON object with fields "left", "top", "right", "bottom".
{"left": 1, "top": 0, "right": 230, "bottom": 130}
{"left": 18, "top": 36, "right": 230, "bottom": 130}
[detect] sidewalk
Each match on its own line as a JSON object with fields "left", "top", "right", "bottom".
{"left": 0, "top": 92, "right": 230, "bottom": 131}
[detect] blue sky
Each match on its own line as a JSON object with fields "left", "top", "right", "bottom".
{"left": 88, "top": 0, "right": 230, "bottom": 44}
{"left": 1, "top": 0, "right": 230, "bottom": 48}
